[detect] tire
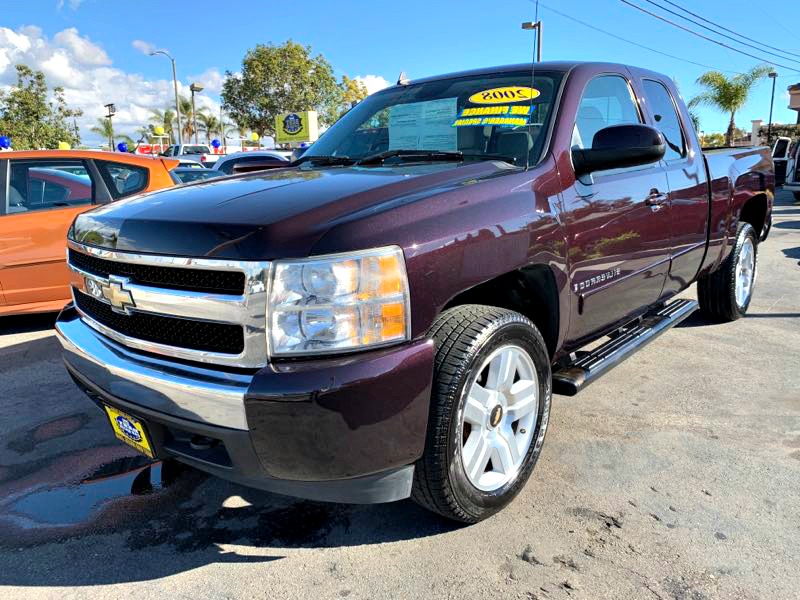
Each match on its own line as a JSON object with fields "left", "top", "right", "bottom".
{"left": 411, "top": 305, "right": 552, "bottom": 523}
{"left": 697, "top": 222, "right": 758, "bottom": 321}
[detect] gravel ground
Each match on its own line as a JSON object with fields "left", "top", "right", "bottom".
{"left": 0, "top": 190, "right": 798, "bottom": 600}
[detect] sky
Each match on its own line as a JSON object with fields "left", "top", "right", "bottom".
{"left": 2, "top": 0, "right": 800, "bottom": 146}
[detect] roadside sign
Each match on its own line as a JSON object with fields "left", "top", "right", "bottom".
{"left": 275, "top": 111, "right": 319, "bottom": 144}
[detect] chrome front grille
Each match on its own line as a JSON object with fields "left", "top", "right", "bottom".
{"left": 67, "top": 240, "right": 270, "bottom": 368}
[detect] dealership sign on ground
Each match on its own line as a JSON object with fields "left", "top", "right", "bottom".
{"left": 275, "top": 111, "right": 319, "bottom": 144}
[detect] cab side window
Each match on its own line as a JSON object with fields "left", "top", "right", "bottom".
{"left": 643, "top": 79, "right": 686, "bottom": 161}
{"left": 6, "top": 160, "right": 93, "bottom": 213}
{"left": 573, "top": 75, "right": 642, "bottom": 150}
{"left": 96, "top": 161, "right": 149, "bottom": 199}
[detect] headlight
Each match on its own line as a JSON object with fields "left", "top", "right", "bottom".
{"left": 269, "top": 246, "right": 410, "bottom": 356}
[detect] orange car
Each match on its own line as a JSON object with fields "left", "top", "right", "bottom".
{"left": 0, "top": 150, "right": 179, "bottom": 316}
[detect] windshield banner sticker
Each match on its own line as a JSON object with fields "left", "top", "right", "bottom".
{"left": 452, "top": 105, "right": 533, "bottom": 128}
{"left": 467, "top": 86, "right": 541, "bottom": 105}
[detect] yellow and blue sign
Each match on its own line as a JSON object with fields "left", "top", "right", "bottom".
{"left": 275, "top": 110, "right": 319, "bottom": 144}
{"left": 452, "top": 104, "right": 533, "bottom": 128}
{"left": 467, "top": 86, "right": 540, "bottom": 105}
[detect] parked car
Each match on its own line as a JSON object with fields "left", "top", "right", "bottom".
{"left": 175, "top": 158, "right": 207, "bottom": 169}
{"left": 171, "top": 167, "right": 225, "bottom": 184}
{"left": 779, "top": 138, "right": 800, "bottom": 200}
{"left": 0, "top": 150, "right": 179, "bottom": 316}
{"left": 160, "top": 144, "right": 221, "bottom": 167}
{"left": 212, "top": 150, "right": 290, "bottom": 174}
{"left": 57, "top": 61, "right": 773, "bottom": 523}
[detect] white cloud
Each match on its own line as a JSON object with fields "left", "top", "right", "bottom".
{"left": 187, "top": 68, "right": 225, "bottom": 93}
{"left": 131, "top": 39, "right": 157, "bottom": 56}
{"left": 0, "top": 27, "right": 222, "bottom": 146}
{"left": 57, "top": 0, "right": 85, "bottom": 10}
{"left": 354, "top": 74, "right": 390, "bottom": 95}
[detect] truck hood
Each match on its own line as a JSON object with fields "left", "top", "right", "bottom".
{"left": 71, "top": 162, "right": 513, "bottom": 260}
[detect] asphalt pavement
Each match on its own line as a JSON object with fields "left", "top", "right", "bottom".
{"left": 0, "top": 190, "right": 798, "bottom": 600}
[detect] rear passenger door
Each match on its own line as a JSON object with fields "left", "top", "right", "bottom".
{"left": 640, "top": 78, "right": 708, "bottom": 295}
{"left": 0, "top": 158, "right": 97, "bottom": 309}
{"left": 562, "top": 74, "right": 672, "bottom": 343}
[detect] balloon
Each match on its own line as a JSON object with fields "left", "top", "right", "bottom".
{"left": 0, "top": 136, "right": 10, "bottom": 149}
{"left": 154, "top": 126, "right": 165, "bottom": 136}
{"left": 57, "top": 141, "right": 71, "bottom": 150}
{"left": 211, "top": 138, "right": 221, "bottom": 149}
{"left": 117, "top": 142, "right": 128, "bottom": 153}
{"left": 249, "top": 132, "right": 259, "bottom": 142}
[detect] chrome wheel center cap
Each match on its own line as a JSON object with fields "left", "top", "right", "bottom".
{"left": 489, "top": 405, "right": 504, "bottom": 429}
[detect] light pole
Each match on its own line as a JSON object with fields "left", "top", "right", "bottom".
{"left": 149, "top": 49, "right": 183, "bottom": 145}
{"left": 767, "top": 71, "right": 778, "bottom": 146}
{"left": 521, "top": 21, "right": 543, "bottom": 62}
{"left": 189, "top": 82, "right": 204, "bottom": 144}
{"left": 104, "top": 103, "right": 116, "bottom": 150}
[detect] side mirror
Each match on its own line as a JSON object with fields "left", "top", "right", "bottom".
{"left": 572, "top": 124, "right": 665, "bottom": 177}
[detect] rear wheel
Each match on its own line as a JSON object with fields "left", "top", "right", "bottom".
{"left": 411, "top": 305, "right": 552, "bottom": 523}
{"left": 697, "top": 222, "right": 758, "bottom": 321}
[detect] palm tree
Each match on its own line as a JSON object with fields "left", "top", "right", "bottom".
{"left": 196, "top": 111, "right": 220, "bottom": 143}
{"left": 689, "top": 64, "right": 772, "bottom": 146}
{"left": 89, "top": 118, "right": 133, "bottom": 149}
{"left": 177, "top": 95, "right": 195, "bottom": 141}
{"left": 148, "top": 108, "right": 175, "bottom": 141}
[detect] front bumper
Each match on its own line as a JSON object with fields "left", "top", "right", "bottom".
{"left": 56, "top": 306, "right": 434, "bottom": 503}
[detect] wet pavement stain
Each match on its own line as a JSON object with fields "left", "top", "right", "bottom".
{"left": 6, "top": 413, "right": 90, "bottom": 455}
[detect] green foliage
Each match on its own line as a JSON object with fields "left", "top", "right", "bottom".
{"left": 0, "top": 64, "right": 82, "bottom": 149}
{"left": 221, "top": 40, "right": 343, "bottom": 136}
{"left": 196, "top": 111, "right": 221, "bottom": 142}
{"left": 688, "top": 64, "right": 773, "bottom": 146}
{"left": 758, "top": 123, "right": 800, "bottom": 145}
{"left": 89, "top": 117, "right": 133, "bottom": 148}
{"left": 339, "top": 75, "right": 368, "bottom": 118}
{"left": 699, "top": 132, "right": 726, "bottom": 147}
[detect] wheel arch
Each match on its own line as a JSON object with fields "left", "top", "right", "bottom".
{"left": 738, "top": 192, "right": 769, "bottom": 240}
{"left": 441, "top": 265, "right": 560, "bottom": 359}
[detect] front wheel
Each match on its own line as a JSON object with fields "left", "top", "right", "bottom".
{"left": 697, "top": 222, "right": 758, "bottom": 321}
{"left": 411, "top": 305, "right": 552, "bottom": 523}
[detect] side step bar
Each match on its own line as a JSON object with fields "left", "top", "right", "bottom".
{"left": 552, "top": 299, "right": 698, "bottom": 396}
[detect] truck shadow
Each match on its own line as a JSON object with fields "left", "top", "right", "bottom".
{"left": 0, "top": 312, "right": 58, "bottom": 335}
{"left": 0, "top": 336, "right": 458, "bottom": 588}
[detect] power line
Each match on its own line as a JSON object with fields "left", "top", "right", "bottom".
{"left": 656, "top": 0, "right": 800, "bottom": 60}
{"left": 619, "top": 0, "right": 800, "bottom": 71}
{"left": 640, "top": 0, "right": 800, "bottom": 63}
{"left": 537, "top": 1, "right": 742, "bottom": 74}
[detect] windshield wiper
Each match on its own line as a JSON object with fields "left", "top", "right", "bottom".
{"left": 354, "top": 149, "right": 519, "bottom": 166}
{"left": 291, "top": 155, "right": 354, "bottom": 167}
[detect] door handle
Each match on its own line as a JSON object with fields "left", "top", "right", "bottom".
{"left": 644, "top": 190, "right": 668, "bottom": 210}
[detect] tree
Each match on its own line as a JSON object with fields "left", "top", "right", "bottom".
{"left": 89, "top": 117, "right": 133, "bottom": 149}
{"left": 0, "top": 64, "right": 82, "bottom": 149}
{"left": 338, "top": 75, "right": 368, "bottom": 118}
{"left": 196, "top": 111, "right": 220, "bottom": 143}
{"left": 689, "top": 64, "right": 772, "bottom": 146}
{"left": 221, "top": 40, "right": 342, "bottom": 137}
{"left": 149, "top": 108, "right": 175, "bottom": 140}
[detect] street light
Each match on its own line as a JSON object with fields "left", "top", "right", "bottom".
{"left": 189, "top": 82, "right": 204, "bottom": 144}
{"left": 522, "top": 21, "right": 543, "bottom": 62}
{"left": 149, "top": 49, "right": 183, "bottom": 145}
{"left": 767, "top": 71, "right": 778, "bottom": 146}
{"left": 104, "top": 103, "right": 116, "bottom": 150}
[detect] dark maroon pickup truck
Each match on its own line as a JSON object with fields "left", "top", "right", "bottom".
{"left": 57, "top": 61, "right": 773, "bottom": 523}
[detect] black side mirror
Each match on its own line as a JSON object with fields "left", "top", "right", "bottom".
{"left": 572, "top": 124, "right": 665, "bottom": 177}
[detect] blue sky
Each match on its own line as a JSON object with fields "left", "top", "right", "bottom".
{"left": 2, "top": 0, "right": 800, "bottom": 144}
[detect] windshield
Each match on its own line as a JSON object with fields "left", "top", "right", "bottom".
{"left": 305, "top": 70, "right": 562, "bottom": 167}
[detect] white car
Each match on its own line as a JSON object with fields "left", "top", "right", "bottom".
{"left": 212, "top": 150, "right": 291, "bottom": 174}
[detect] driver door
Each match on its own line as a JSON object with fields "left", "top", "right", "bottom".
{"left": 561, "top": 74, "right": 672, "bottom": 344}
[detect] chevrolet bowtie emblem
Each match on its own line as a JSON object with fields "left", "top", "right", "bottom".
{"left": 86, "top": 275, "right": 136, "bottom": 314}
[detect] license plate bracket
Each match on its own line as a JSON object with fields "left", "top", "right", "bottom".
{"left": 104, "top": 405, "right": 156, "bottom": 459}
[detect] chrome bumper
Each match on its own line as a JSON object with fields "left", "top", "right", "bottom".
{"left": 56, "top": 308, "right": 252, "bottom": 430}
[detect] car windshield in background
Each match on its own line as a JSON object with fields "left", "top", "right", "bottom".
{"left": 304, "top": 70, "right": 562, "bottom": 167}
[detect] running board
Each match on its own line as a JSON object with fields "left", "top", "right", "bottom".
{"left": 552, "top": 299, "right": 698, "bottom": 396}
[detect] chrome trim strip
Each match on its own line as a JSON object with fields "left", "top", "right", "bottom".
{"left": 56, "top": 311, "right": 251, "bottom": 430}
{"left": 67, "top": 240, "right": 270, "bottom": 368}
